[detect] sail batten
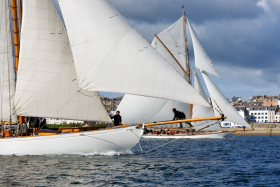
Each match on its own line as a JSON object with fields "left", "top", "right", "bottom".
{"left": 14, "top": 0, "right": 111, "bottom": 122}
{"left": 58, "top": 0, "right": 210, "bottom": 107}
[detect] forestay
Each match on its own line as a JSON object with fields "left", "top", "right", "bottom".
{"left": 192, "top": 71, "right": 221, "bottom": 131}
{"left": 0, "top": 0, "right": 15, "bottom": 122}
{"left": 201, "top": 71, "right": 251, "bottom": 128}
{"left": 186, "top": 17, "right": 221, "bottom": 79}
{"left": 14, "top": 0, "right": 111, "bottom": 122}
{"left": 58, "top": 0, "right": 210, "bottom": 107}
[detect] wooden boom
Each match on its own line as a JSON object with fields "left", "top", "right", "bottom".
{"left": 144, "top": 116, "right": 226, "bottom": 126}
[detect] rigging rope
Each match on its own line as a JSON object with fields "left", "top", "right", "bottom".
{"left": 144, "top": 138, "right": 179, "bottom": 154}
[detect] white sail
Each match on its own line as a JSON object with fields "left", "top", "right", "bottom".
{"left": 118, "top": 16, "right": 190, "bottom": 124}
{"left": 201, "top": 70, "right": 250, "bottom": 128}
{"left": 192, "top": 71, "right": 221, "bottom": 131}
{"left": 58, "top": 0, "right": 210, "bottom": 107}
{"left": 0, "top": 0, "right": 15, "bottom": 122}
{"left": 151, "top": 16, "right": 186, "bottom": 78}
{"left": 14, "top": 0, "right": 111, "bottom": 122}
{"left": 117, "top": 95, "right": 190, "bottom": 124}
{"left": 186, "top": 17, "right": 221, "bottom": 79}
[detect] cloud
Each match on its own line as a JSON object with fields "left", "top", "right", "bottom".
{"left": 109, "top": 0, "right": 264, "bottom": 24}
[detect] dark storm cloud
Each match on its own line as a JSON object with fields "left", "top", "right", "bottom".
{"left": 109, "top": 0, "right": 264, "bottom": 24}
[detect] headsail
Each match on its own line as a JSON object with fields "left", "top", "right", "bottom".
{"left": 58, "top": 0, "right": 210, "bottom": 107}
{"left": 14, "top": 0, "right": 111, "bottom": 122}
{"left": 186, "top": 17, "right": 221, "bottom": 79}
{"left": 201, "top": 70, "right": 250, "bottom": 128}
{"left": 0, "top": 0, "right": 15, "bottom": 122}
{"left": 192, "top": 71, "right": 221, "bottom": 131}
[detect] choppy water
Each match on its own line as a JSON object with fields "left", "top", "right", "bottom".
{"left": 1, "top": 136, "right": 280, "bottom": 186}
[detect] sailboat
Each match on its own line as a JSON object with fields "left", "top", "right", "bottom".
{"left": 0, "top": 0, "right": 221, "bottom": 155}
{"left": 117, "top": 12, "right": 251, "bottom": 138}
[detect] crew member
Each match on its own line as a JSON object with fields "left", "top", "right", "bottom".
{"left": 111, "top": 111, "right": 122, "bottom": 126}
{"left": 32, "top": 118, "right": 39, "bottom": 136}
{"left": 39, "top": 119, "right": 47, "bottom": 129}
{"left": 172, "top": 108, "right": 186, "bottom": 128}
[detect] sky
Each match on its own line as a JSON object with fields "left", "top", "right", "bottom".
{"left": 54, "top": 0, "right": 280, "bottom": 101}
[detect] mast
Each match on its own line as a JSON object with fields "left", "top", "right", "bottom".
{"left": 11, "top": 0, "right": 24, "bottom": 124}
{"left": 19, "top": 0, "right": 23, "bottom": 27}
{"left": 183, "top": 11, "right": 193, "bottom": 118}
{"left": 11, "top": 0, "right": 20, "bottom": 73}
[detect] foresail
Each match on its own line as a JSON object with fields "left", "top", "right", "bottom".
{"left": 117, "top": 94, "right": 190, "bottom": 124}
{"left": 192, "top": 71, "right": 221, "bottom": 131}
{"left": 151, "top": 16, "right": 187, "bottom": 78}
{"left": 186, "top": 17, "right": 221, "bottom": 79}
{"left": 0, "top": 0, "right": 15, "bottom": 122}
{"left": 201, "top": 70, "right": 250, "bottom": 128}
{"left": 58, "top": 0, "right": 210, "bottom": 107}
{"left": 14, "top": 0, "right": 111, "bottom": 122}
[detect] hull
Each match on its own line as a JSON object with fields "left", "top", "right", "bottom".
{"left": 143, "top": 131, "right": 234, "bottom": 139}
{"left": 0, "top": 126, "right": 143, "bottom": 155}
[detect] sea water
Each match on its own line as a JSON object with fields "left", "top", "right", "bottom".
{"left": 0, "top": 136, "right": 280, "bottom": 186}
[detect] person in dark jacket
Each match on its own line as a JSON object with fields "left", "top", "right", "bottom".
{"left": 39, "top": 119, "right": 47, "bottom": 129}
{"left": 172, "top": 108, "right": 186, "bottom": 128}
{"left": 32, "top": 118, "right": 39, "bottom": 136}
{"left": 111, "top": 111, "right": 122, "bottom": 126}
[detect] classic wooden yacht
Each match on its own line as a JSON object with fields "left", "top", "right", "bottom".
{"left": 117, "top": 10, "right": 251, "bottom": 138}
{"left": 0, "top": 0, "right": 223, "bottom": 155}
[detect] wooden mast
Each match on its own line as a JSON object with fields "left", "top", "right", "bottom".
{"left": 11, "top": 0, "right": 20, "bottom": 73}
{"left": 183, "top": 11, "right": 193, "bottom": 118}
{"left": 11, "top": 0, "right": 24, "bottom": 124}
{"left": 18, "top": 0, "right": 23, "bottom": 27}
{"left": 155, "top": 34, "right": 189, "bottom": 77}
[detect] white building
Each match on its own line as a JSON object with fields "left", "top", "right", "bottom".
{"left": 249, "top": 106, "right": 272, "bottom": 123}
{"left": 46, "top": 118, "right": 84, "bottom": 125}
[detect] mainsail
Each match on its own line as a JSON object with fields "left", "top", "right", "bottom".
{"left": 0, "top": 0, "right": 15, "bottom": 122}
{"left": 186, "top": 17, "right": 221, "bottom": 79}
{"left": 58, "top": 0, "right": 209, "bottom": 107}
{"left": 192, "top": 71, "right": 221, "bottom": 131}
{"left": 117, "top": 15, "right": 190, "bottom": 124}
{"left": 14, "top": 0, "right": 111, "bottom": 122}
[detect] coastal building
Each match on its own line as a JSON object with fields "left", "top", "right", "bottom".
{"left": 247, "top": 95, "right": 264, "bottom": 106}
{"left": 100, "top": 96, "right": 123, "bottom": 112}
{"left": 263, "top": 95, "right": 279, "bottom": 107}
{"left": 235, "top": 106, "right": 249, "bottom": 121}
{"left": 230, "top": 96, "right": 245, "bottom": 105}
{"left": 274, "top": 109, "right": 280, "bottom": 122}
{"left": 249, "top": 106, "right": 278, "bottom": 123}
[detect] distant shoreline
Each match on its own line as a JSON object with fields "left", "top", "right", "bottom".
{"left": 223, "top": 128, "right": 280, "bottom": 136}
